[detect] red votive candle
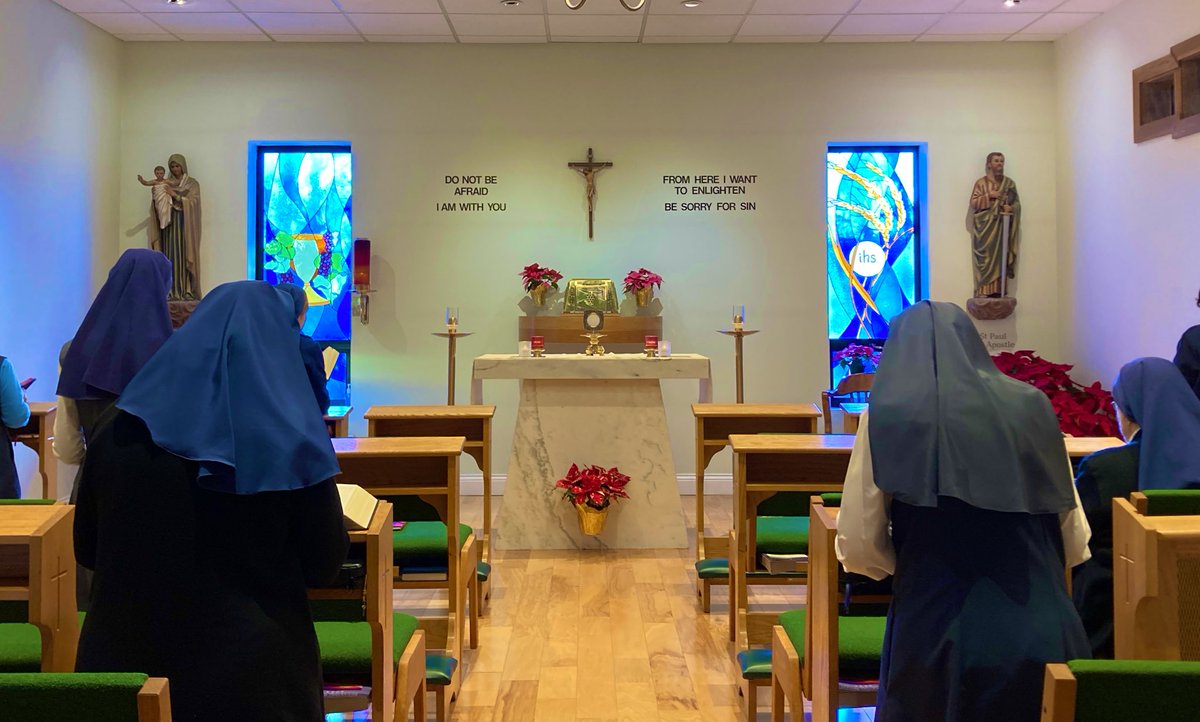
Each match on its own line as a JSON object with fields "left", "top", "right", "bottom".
{"left": 530, "top": 336, "right": 544, "bottom": 350}
{"left": 644, "top": 335, "right": 658, "bottom": 349}
{"left": 353, "top": 238, "right": 371, "bottom": 286}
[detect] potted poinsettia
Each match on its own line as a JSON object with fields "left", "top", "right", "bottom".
{"left": 992, "top": 350, "right": 1120, "bottom": 437}
{"left": 555, "top": 463, "right": 630, "bottom": 536}
{"left": 520, "top": 263, "right": 563, "bottom": 306}
{"left": 833, "top": 343, "right": 882, "bottom": 374}
{"left": 622, "top": 267, "right": 663, "bottom": 307}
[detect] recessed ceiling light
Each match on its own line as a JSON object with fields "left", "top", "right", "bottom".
{"left": 500, "top": 0, "right": 521, "bottom": 6}
{"left": 1004, "top": 0, "right": 1020, "bottom": 7}
{"left": 166, "top": 0, "right": 188, "bottom": 5}
{"left": 681, "top": 0, "right": 703, "bottom": 7}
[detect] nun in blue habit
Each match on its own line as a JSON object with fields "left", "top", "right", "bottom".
{"left": 276, "top": 283, "right": 331, "bottom": 415}
{"left": 74, "top": 281, "right": 348, "bottom": 722}
{"left": 836, "top": 301, "right": 1091, "bottom": 722}
{"left": 1072, "top": 357, "right": 1200, "bottom": 658}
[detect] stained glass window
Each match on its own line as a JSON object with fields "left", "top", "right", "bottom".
{"left": 254, "top": 145, "right": 352, "bottom": 405}
{"left": 827, "top": 146, "right": 924, "bottom": 385}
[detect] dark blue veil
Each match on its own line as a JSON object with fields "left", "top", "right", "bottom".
{"left": 1113, "top": 357, "right": 1200, "bottom": 491}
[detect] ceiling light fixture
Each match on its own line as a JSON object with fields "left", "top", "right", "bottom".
{"left": 166, "top": 0, "right": 188, "bottom": 5}
{"left": 500, "top": 0, "right": 521, "bottom": 6}
{"left": 565, "top": 0, "right": 647, "bottom": 10}
{"left": 1004, "top": 0, "right": 1020, "bottom": 7}
{"left": 681, "top": 0, "right": 703, "bottom": 6}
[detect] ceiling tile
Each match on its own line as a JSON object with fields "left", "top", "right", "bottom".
{"left": 144, "top": 11, "right": 262, "bottom": 32}
{"left": 442, "top": 0, "right": 545, "bottom": 13}
{"left": 549, "top": 14, "right": 641, "bottom": 35}
{"left": 953, "top": 0, "right": 1059, "bottom": 11}
{"left": 1007, "top": 33, "right": 1062, "bottom": 40}
{"left": 547, "top": 0, "right": 646, "bottom": 15}
{"left": 53, "top": 0, "right": 135, "bottom": 11}
{"left": 738, "top": 14, "right": 840, "bottom": 36}
{"left": 450, "top": 13, "right": 545, "bottom": 34}
{"left": 230, "top": 0, "right": 341, "bottom": 11}
{"left": 1054, "top": 0, "right": 1123, "bottom": 11}
{"left": 552, "top": 35, "right": 639, "bottom": 41}
{"left": 124, "top": 0, "right": 236, "bottom": 10}
{"left": 272, "top": 34, "right": 365, "bottom": 41}
{"left": 733, "top": 35, "right": 824, "bottom": 43}
{"left": 832, "top": 14, "right": 940, "bottom": 35}
{"left": 751, "top": 0, "right": 856, "bottom": 12}
{"left": 1020, "top": 12, "right": 1100, "bottom": 33}
{"left": 248, "top": 12, "right": 357, "bottom": 33}
{"left": 459, "top": 35, "right": 547, "bottom": 42}
{"left": 338, "top": 0, "right": 442, "bottom": 11}
{"left": 917, "top": 33, "right": 1011, "bottom": 41}
{"left": 364, "top": 35, "right": 456, "bottom": 42}
{"left": 176, "top": 32, "right": 269, "bottom": 39}
{"left": 79, "top": 12, "right": 164, "bottom": 33}
{"left": 346, "top": 13, "right": 451, "bottom": 34}
{"left": 926, "top": 12, "right": 1039, "bottom": 34}
{"left": 643, "top": 14, "right": 743, "bottom": 35}
{"left": 826, "top": 35, "right": 918, "bottom": 43}
{"left": 853, "top": 0, "right": 960, "bottom": 12}
{"left": 650, "top": 0, "right": 754, "bottom": 14}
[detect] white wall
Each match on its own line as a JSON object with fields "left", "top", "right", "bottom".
{"left": 0, "top": 0, "right": 121, "bottom": 495}
{"left": 1057, "top": 0, "right": 1200, "bottom": 385}
{"left": 118, "top": 41, "right": 1060, "bottom": 478}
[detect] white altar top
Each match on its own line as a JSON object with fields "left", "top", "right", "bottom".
{"left": 475, "top": 353, "right": 709, "bottom": 550}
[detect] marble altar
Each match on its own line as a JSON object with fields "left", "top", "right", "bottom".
{"left": 472, "top": 353, "right": 711, "bottom": 550}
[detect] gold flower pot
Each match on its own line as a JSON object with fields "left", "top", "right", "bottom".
{"left": 575, "top": 503, "right": 609, "bottom": 536}
{"left": 635, "top": 287, "right": 653, "bottom": 307}
{"left": 530, "top": 285, "right": 548, "bottom": 306}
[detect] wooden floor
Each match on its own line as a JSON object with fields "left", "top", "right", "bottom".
{"left": 338, "top": 496, "right": 876, "bottom": 722}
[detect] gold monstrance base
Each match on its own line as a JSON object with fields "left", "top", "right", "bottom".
{"left": 717, "top": 328, "right": 760, "bottom": 403}
{"left": 581, "top": 333, "right": 606, "bottom": 356}
{"left": 433, "top": 330, "right": 473, "bottom": 405}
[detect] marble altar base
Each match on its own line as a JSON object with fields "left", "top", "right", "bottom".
{"left": 496, "top": 378, "right": 688, "bottom": 550}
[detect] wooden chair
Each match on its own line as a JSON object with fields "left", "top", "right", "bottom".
{"left": 0, "top": 673, "right": 171, "bottom": 721}
{"left": 820, "top": 373, "right": 874, "bottom": 434}
{"left": 1040, "top": 660, "right": 1200, "bottom": 721}
{"left": 1112, "top": 496, "right": 1200, "bottom": 660}
{"left": 771, "top": 495, "right": 887, "bottom": 722}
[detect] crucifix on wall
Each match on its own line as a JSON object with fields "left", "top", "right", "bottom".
{"left": 567, "top": 147, "right": 612, "bottom": 240}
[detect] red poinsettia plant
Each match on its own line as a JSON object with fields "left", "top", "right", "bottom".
{"left": 555, "top": 464, "right": 630, "bottom": 510}
{"left": 992, "top": 350, "right": 1119, "bottom": 437}
{"left": 622, "top": 268, "right": 663, "bottom": 293}
{"left": 520, "top": 263, "right": 563, "bottom": 292}
{"left": 833, "top": 343, "right": 882, "bottom": 371}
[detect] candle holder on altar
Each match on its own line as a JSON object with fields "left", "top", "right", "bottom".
{"left": 530, "top": 335, "right": 546, "bottom": 357}
{"left": 433, "top": 308, "right": 472, "bottom": 405}
{"left": 718, "top": 308, "right": 758, "bottom": 403}
{"left": 643, "top": 335, "right": 658, "bottom": 358}
{"left": 581, "top": 333, "right": 606, "bottom": 356}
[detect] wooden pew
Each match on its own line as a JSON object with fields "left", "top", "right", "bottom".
{"left": 332, "top": 437, "right": 473, "bottom": 721}
{"left": 10, "top": 402, "right": 58, "bottom": 499}
{"left": 1112, "top": 496, "right": 1200, "bottom": 660}
{"left": 0, "top": 673, "right": 171, "bottom": 721}
{"left": 0, "top": 502, "right": 77, "bottom": 672}
{"left": 1039, "top": 660, "right": 1200, "bottom": 722}
{"left": 690, "top": 403, "right": 820, "bottom": 612}
{"left": 323, "top": 404, "right": 353, "bottom": 438}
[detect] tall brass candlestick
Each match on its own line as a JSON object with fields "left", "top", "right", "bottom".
{"left": 717, "top": 327, "right": 759, "bottom": 403}
{"left": 433, "top": 327, "right": 473, "bottom": 405}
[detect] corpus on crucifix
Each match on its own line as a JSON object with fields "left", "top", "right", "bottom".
{"left": 567, "top": 147, "right": 612, "bottom": 240}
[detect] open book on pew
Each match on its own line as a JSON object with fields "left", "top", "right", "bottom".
{"left": 761, "top": 553, "right": 809, "bottom": 574}
{"left": 336, "top": 484, "right": 379, "bottom": 531}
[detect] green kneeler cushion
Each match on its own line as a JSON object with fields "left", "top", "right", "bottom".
{"left": 694, "top": 558, "right": 729, "bottom": 579}
{"left": 1067, "top": 659, "right": 1200, "bottom": 721}
{"left": 0, "top": 672, "right": 149, "bottom": 722}
{"left": 1140, "top": 490, "right": 1200, "bottom": 516}
{"left": 778, "top": 609, "right": 885, "bottom": 682}
{"left": 393, "top": 522, "right": 474, "bottom": 570}
{"left": 756, "top": 517, "right": 809, "bottom": 555}
{"left": 476, "top": 561, "right": 491, "bottom": 582}
{"left": 425, "top": 653, "right": 457, "bottom": 687}
{"left": 0, "top": 612, "right": 87, "bottom": 672}
{"left": 736, "top": 648, "right": 773, "bottom": 680}
{"left": 820, "top": 493, "right": 842, "bottom": 507}
{"left": 314, "top": 612, "right": 422, "bottom": 676}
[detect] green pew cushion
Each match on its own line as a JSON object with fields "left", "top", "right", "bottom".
{"left": 778, "top": 609, "right": 885, "bottom": 680}
{"left": 0, "top": 672, "right": 148, "bottom": 722}
{"left": 756, "top": 516, "right": 809, "bottom": 555}
{"left": 736, "top": 648, "right": 773, "bottom": 680}
{"left": 756, "top": 492, "right": 808, "bottom": 516}
{"left": 426, "top": 653, "right": 457, "bottom": 687}
{"left": 0, "top": 499, "right": 56, "bottom": 505}
{"left": 1068, "top": 659, "right": 1200, "bottom": 721}
{"left": 315, "top": 612, "right": 422, "bottom": 676}
{"left": 393, "top": 522, "right": 474, "bottom": 569}
{"left": 695, "top": 558, "right": 729, "bottom": 579}
{"left": 0, "top": 624, "right": 42, "bottom": 672}
{"left": 820, "top": 493, "right": 843, "bottom": 508}
{"left": 1141, "top": 490, "right": 1200, "bottom": 517}
{"left": 477, "top": 561, "right": 491, "bottom": 582}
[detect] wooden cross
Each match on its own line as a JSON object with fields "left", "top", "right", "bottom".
{"left": 567, "top": 147, "right": 612, "bottom": 240}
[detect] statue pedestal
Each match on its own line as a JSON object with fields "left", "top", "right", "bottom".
{"left": 967, "top": 296, "right": 1017, "bottom": 321}
{"left": 168, "top": 300, "right": 200, "bottom": 328}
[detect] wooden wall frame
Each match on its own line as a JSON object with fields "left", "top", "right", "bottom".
{"left": 1133, "top": 55, "right": 1178, "bottom": 143}
{"left": 1171, "top": 33, "right": 1200, "bottom": 139}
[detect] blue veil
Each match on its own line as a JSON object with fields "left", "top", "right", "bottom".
{"left": 869, "top": 301, "right": 1075, "bottom": 514}
{"left": 1113, "top": 357, "right": 1200, "bottom": 491}
{"left": 117, "top": 280, "right": 340, "bottom": 495}
{"left": 57, "top": 249, "right": 173, "bottom": 399}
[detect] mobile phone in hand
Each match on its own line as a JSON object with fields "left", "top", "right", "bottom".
{"left": 19, "top": 377, "right": 34, "bottom": 390}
